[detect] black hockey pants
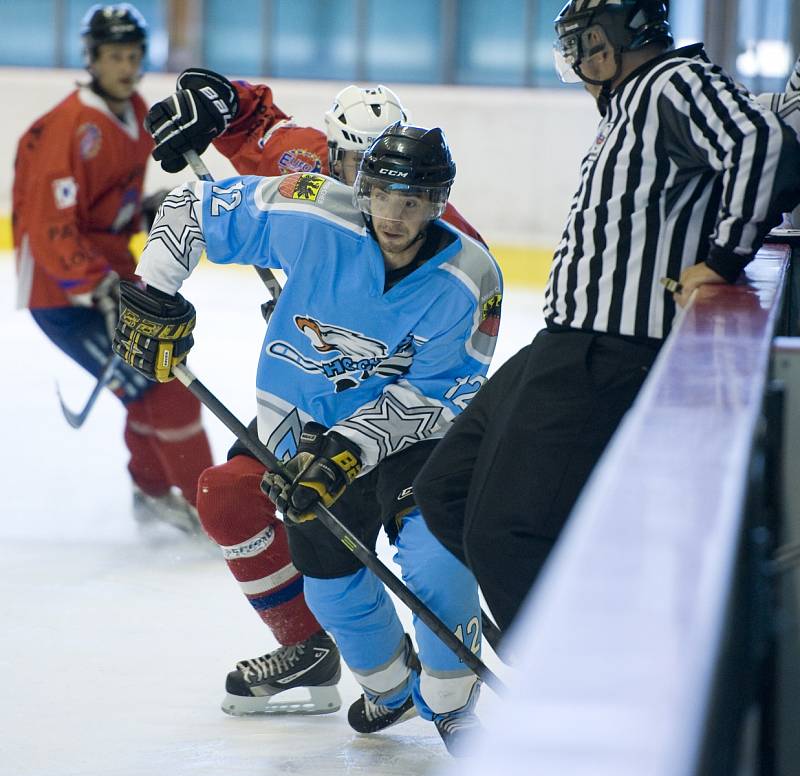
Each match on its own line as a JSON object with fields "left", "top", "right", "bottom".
{"left": 413, "top": 327, "right": 660, "bottom": 631}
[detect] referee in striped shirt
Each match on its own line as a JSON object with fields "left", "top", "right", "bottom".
{"left": 414, "top": 0, "right": 800, "bottom": 632}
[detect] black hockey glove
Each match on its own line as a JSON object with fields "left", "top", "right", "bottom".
{"left": 145, "top": 68, "right": 239, "bottom": 173}
{"left": 261, "top": 423, "right": 362, "bottom": 523}
{"left": 113, "top": 280, "right": 196, "bottom": 383}
{"left": 68, "top": 270, "right": 120, "bottom": 342}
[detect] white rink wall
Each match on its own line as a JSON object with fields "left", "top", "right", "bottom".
{"left": 0, "top": 67, "right": 599, "bottom": 247}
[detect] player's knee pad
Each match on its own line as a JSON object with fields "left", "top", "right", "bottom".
{"left": 196, "top": 455, "right": 280, "bottom": 548}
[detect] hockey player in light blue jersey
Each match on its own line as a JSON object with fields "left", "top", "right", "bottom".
{"left": 113, "top": 123, "right": 502, "bottom": 756}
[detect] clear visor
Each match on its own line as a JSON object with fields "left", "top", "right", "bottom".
{"left": 553, "top": 24, "right": 614, "bottom": 83}
{"left": 553, "top": 45, "right": 583, "bottom": 83}
{"left": 353, "top": 172, "right": 448, "bottom": 222}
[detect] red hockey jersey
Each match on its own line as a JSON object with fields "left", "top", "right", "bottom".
{"left": 13, "top": 87, "right": 152, "bottom": 309}
{"left": 214, "top": 81, "right": 486, "bottom": 245}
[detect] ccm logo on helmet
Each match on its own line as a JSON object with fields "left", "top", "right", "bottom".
{"left": 379, "top": 168, "right": 409, "bottom": 177}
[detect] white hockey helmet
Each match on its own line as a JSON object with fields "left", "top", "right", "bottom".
{"left": 324, "top": 85, "right": 408, "bottom": 181}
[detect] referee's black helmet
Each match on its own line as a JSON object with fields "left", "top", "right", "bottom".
{"left": 554, "top": 0, "right": 671, "bottom": 84}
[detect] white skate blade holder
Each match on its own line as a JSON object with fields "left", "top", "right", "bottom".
{"left": 222, "top": 683, "right": 341, "bottom": 716}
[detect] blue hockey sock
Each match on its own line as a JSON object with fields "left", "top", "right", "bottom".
{"left": 303, "top": 569, "right": 414, "bottom": 709}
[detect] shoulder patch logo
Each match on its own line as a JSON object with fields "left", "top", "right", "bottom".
{"left": 52, "top": 177, "right": 78, "bottom": 210}
{"left": 77, "top": 122, "right": 102, "bottom": 160}
{"left": 278, "top": 173, "right": 326, "bottom": 202}
{"left": 479, "top": 292, "right": 502, "bottom": 336}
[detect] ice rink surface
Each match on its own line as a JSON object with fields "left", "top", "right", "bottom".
{"left": 0, "top": 254, "right": 544, "bottom": 776}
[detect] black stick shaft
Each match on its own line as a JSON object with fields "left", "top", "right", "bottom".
{"left": 171, "top": 362, "right": 506, "bottom": 694}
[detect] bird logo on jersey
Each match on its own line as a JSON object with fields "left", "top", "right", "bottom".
{"left": 267, "top": 316, "right": 421, "bottom": 393}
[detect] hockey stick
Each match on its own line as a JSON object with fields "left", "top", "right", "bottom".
{"left": 171, "top": 361, "right": 507, "bottom": 694}
{"left": 54, "top": 149, "right": 278, "bottom": 430}
{"left": 56, "top": 352, "right": 118, "bottom": 429}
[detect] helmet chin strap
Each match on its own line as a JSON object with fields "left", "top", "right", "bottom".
{"left": 575, "top": 49, "right": 623, "bottom": 116}
{"left": 597, "top": 84, "right": 613, "bottom": 116}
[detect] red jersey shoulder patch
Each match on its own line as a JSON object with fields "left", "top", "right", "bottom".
{"left": 77, "top": 122, "right": 102, "bottom": 160}
{"left": 277, "top": 148, "right": 323, "bottom": 174}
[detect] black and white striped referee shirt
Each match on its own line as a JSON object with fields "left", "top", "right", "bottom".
{"left": 544, "top": 44, "right": 800, "bottom": 341}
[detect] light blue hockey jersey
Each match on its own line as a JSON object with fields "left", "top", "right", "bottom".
{"left": 137, "top": 172, "right": 502, "bottom": 470}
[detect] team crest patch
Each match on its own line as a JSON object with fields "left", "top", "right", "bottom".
{"left": 278, "top": 173, "right": 326, "bottom": 201}
{"left": 52, "top": 176, "right": 78, "bottom": 209}
{"left": 77, "top": 122, "right": 102, "bottom": 160}
{"left": 277, "top": 149, "right": 323, "bottom": 174}
{"left": 478, "top": 293, "right": 502, "bottom": 336}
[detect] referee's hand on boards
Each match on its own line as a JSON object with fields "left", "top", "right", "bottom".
{"left": 662, "top": 263, "right": 726, "bottom": 308}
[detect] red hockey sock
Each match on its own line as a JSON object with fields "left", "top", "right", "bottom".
{"left": 126, "top": 380, "right": 213, "bottom": 506}
{"left": 124, "top": 406, "right": 171, "bottom": 498}
{"left": 197, "top": 455, "right": 322, "bottom": 645}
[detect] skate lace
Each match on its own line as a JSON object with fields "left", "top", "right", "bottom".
{"left": 363, "top": 695, "right": 393, "bottom": 723}
{"left": 239, "top": 643, "right": 306, "bottom": 682}
{"left": 436, "top": 712, "right": 477, "bottom": 736}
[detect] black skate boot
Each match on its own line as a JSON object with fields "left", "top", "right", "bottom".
{"left": 433, "top": 682, "right": 483, "bottom": 757}
{"left": 348, "top": 693, "right": 418, "bottom": 733}
{"left": 347, "top": 634, "right": 420, "bottom": 734}
{"left": 222, "top": 630, "right": 341, "bottom": 715}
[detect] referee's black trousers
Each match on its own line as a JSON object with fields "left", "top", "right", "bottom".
{"left": 413, "top": 328, "right": 659, "bottom": 632}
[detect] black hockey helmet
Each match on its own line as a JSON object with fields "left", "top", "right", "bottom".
{"left": 553, "top": 0, "right": 671, "bottom": 84}
{"left": 354, "top": 123, "right": 456, "bottom": 220}
{"left": 81, "top": 3, "right": 148, "bottom": 62}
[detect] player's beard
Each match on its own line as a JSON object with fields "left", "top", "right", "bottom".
{"left": 374, "top": 221, "right": 424, "bottom": 256}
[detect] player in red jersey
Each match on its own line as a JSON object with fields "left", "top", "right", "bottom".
{"left": 12, "top": 4, "right": 213, "bottom": 534}
{"left": 149, "top": 70, "right": 485, "bottom": 244}
{"left": 142, "top": 70, "right": 487, "bottom": 720}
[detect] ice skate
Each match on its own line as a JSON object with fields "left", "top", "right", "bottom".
{"left": 434, "top": 710, "right": 482, "bottom": 756}
{"left": 347, "top": 692, "right": 418, "bottom": 734}
{"left": 433, "top": 681, "right": 483, "bottom": 756}
{"left": 132, "top": 485, "right": 204, "bottom": 536}
{"left": 348, "top": 634, "right": 420, "bottom": 733}
{"left": 222, "top": 630, "right": 341, "bottom": 715}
